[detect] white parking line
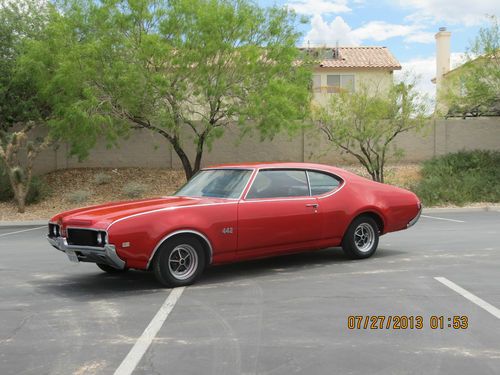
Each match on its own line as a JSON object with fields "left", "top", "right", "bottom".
{"left": 435, "top": 277, "right": 500, "bottom": 319}
{"left": 0, "top": 226, "right": 46, "bottom": 238}
{"left": 421, "top": 215, "right": 465, "bottom": 223}
{"left": 114, "top": 287, "right": 185, "bottom": 375}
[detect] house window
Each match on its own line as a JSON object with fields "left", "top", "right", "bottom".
{"left": 312, "top": 75, "right": 321, "bottom": 93}
{"left": 341, "top": 75, "right": 355, "bottom": 92}
{"left": 326, "top": 75, "right": 340, "bottom": 93}
{"left": 326, "top": 74, "right": 355, "bottom": 93}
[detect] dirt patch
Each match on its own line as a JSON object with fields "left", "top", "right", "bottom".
{"left": 0, "top": 168, "right": 186, "bottom": 221}
{"left": 0, "top": 164, "right": 422, "bottom": 221}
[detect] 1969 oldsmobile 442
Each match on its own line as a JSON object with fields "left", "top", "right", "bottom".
{"left": 47, "top": 162, "right": 421, "bottom": 287}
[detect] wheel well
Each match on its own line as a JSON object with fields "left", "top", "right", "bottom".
{"left": 148, "top": 231, "right": 213, "bottom": 270}
{"left": 355, "top": 212, "right": 384, "bottom": 234}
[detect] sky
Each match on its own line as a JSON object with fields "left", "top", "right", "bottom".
{"left": 258, "top": 0, "right": 499, "bottom": 102}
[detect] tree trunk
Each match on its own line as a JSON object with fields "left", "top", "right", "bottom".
{"left": 13, "top": 183, "right": 27, "bottom": 214}
{"left": 16, "top": 193, "right": 26, "bottom": 214}
{"left": 168, "top": 137, "right": 194, "bottom": 181}
{"left": 193, "top": 132, "right": 206, "bottom": 177}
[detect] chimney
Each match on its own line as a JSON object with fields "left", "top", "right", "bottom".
{"left": 435, "top": 27, "right": 451, "bottom": 86}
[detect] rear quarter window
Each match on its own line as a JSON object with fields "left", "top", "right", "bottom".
{"left": 307, "top": 171, "right": 341, "bottom": 196}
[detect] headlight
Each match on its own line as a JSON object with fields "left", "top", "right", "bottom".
{"left": 96, "top": 232, "right": 104, "bottom": 245}
{"left": 50, "top": 224, "right": 59, "bottom": 237}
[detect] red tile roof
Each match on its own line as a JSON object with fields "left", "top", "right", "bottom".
{"left": 304, "top": 46, "right": 401, "bottom": 70}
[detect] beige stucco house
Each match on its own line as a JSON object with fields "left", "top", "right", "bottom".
{"left": 304, "top": 46, "right": 401, "bottom": 105}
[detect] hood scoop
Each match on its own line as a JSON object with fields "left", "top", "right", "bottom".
{"left": 65, "top": 219, "right": 93, "bottom": 226}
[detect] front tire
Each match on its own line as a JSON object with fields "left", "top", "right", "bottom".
{"left": 153, "top": 236, "right": 206, "bottom": 287}
{"left": 342, "top": 216, "right": 379, "bottom": 259}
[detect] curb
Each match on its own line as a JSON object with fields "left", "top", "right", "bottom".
{"left": 1, "top": 206, "right": 498, "bottom": 227}
{"left": 423, "top": 206, "right": 500, "bottom": 214}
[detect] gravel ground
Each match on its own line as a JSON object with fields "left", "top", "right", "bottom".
{"left": 0, "top": 168, "right": 186, "bottom": 221}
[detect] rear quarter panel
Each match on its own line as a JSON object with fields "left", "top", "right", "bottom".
{"left": 346, "top": 178, "right": 420, "bottom": 233}
{"left": 319, "top": 171, "right": 419, "bottom": 239}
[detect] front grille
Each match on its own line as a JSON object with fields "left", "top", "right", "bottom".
{"left": 67, "top": 229, "right": 106, "bottom": 247}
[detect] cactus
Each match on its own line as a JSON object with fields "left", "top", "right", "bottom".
{"left": 0, "top": 126, "right": 52, "bottom": 213}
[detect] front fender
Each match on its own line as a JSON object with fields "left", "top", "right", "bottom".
{"left": 107, "top": 203, "right": 238, "bottom": 269}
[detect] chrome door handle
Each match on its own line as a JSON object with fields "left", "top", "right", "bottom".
{"left": 305, "top": 203, "right": 319, "bottom": 208}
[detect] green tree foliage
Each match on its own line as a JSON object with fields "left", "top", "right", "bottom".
{"left": 0, "top": 0, "right": 53, "bottom": 213}
{"left": 32, "top": 0, "right": 311, "bottom": 180}
{"left": 313, "top": 81, "right": 428, "bottom": 183}
{"left": 445, "top": 16, "right": 500, "bottom": 117}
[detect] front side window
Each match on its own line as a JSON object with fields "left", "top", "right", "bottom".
{"left": 175, "top": 169, "right": 252, "bottom": 199}
{"left": 246, "top": 170, "right": 309, "bottom": 199}
{"left": 308, "top": 171, "right": 341, "bottom": 195}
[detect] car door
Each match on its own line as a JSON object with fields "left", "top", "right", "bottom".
{"left": 306, "top": 170, "right": 344, "bottom": 240}
{"left": 237, "top": 169, "right": 322, "bottom": 258}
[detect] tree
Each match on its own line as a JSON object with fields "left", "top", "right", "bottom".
{"left": 312, "top": 81, "right": 428, "bottom": 183}
{"left": 445, "top": 16, "right": 500, "bottom": 117}
{"left": 34, "top": 0, "right": 311, "bottom": 180}
{"left": 0, "top": 0, "right": 52, "bottom": 213}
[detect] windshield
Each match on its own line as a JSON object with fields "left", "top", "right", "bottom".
{"left": 175, "top": 169, "right": 252, "bottom": 199}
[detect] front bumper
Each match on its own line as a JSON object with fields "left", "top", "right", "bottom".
{"left": 47, "top": 236, "right": 126, "bottom": 270}
{"left": 407, "top": 205, "right": 422, "bottom": 228}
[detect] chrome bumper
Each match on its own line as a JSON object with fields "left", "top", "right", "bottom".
{"left": 47, "top": 236, "right": 126, "bottom": 270}
{"left": 407, "top": 205, "right": 422, "bottom": 228}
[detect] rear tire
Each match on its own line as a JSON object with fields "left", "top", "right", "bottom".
{"left": 153, "top": 236, "right": 206, "bottom": 287}
{"left": 97, "top": 263, "right": 129, "bottom": 273}
{"left": 342, "top": 216, "right": 379, "bottom": 259}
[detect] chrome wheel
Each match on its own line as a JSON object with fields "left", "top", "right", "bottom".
{"left": 354, "top": 223, "right": 375, "bottom": 253}
{"left": 168, "top": 244, "right": 198, "bottom": 280}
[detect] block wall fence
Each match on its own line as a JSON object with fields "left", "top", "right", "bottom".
{"left": 32, "top": 117, "right": 500, "bottom": 175}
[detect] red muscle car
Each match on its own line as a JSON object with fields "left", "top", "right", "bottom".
{"left": 47, "top": 162, "right": 421, "bottom": 286}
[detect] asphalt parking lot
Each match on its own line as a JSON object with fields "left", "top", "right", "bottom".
{"left": 1, "top": 210, "right": 499, "bottom": 375}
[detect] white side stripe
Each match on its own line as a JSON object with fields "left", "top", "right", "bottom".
{"left": 434, "top": 277, "right": 500, "bottom": 319}
{"left": 114, "top": 287, "right": 185, "bottom": 375}
{"left": 107, "top": 202, "right": 238, "bottom": 230}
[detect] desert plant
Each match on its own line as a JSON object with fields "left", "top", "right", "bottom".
{"left": 67, "top": 190, "right": 91, "bottom": 204}
{"left": 0, "top": 162, "right": 49, "bottom": 204}
{"left": 122, "top": 182, "right": 146, "bottom": 198}
{"left": 313, "top": 80, "right": 428, "bottom": 183}
{"left": 93, "top": 172, "right": 112, "bottom": 186}
{"left": 415, "top": 150, "right": 500, "bottom": 206}
{"left": 0, "top": 0, "right": 54, "bottom": 212}
{"left": 37, "top": 0, "right": 311, "bottom": 180}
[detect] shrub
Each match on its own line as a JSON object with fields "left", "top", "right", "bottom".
{"left": 0, "top": 164, "right": 49, "bottom": 204}
{"left": 122, "top": 182, "right": 146, "bottom": 198}
{"left": 0, "top": 167, "right": 11, "bottom": 202}
{"left": 93, "top": 172, "right": 112, "bottom": 186}
{"left": 415, "top": 150, "right": 500, "bottom": 206}
{"left": 67, "top": 190, "right": 91, "bottom": 204}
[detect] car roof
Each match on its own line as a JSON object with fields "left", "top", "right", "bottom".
{"left": 204, "top": 162, "right": 349, "bottom": 175}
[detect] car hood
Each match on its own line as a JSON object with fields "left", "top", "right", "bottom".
{"left": 50, "top": 196, "right": 221, "bottom": 230}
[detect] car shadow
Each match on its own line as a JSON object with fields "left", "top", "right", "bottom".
{"left": 199, "top": 246, "right": 407, "bottom": 286}
{"left": 31, "top": 269, "right": 162, "bottom": 301}
{"left": 31, "top": 246, "right": 407, "bottom": 299}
